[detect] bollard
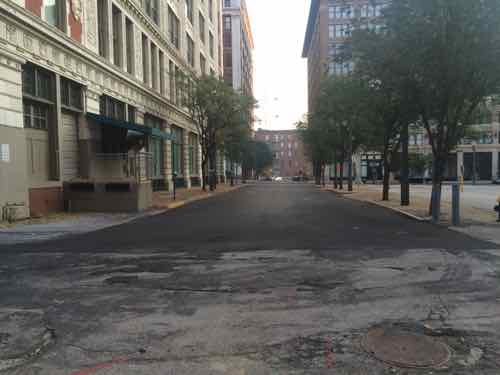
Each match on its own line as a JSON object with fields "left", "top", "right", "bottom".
{"left": 452, "top": 184, "right": 460, "bottom": 226}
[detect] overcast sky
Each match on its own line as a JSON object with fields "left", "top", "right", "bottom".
{"left": 246, "top": 0, "right": 310, "bottom": 131}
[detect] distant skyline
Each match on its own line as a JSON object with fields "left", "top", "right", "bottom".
{"left": 246, "top": 0, "right": 310, "bottom": 131}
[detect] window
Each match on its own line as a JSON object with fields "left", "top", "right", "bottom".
{"left": 128, "top": 105, "right": 136, "bottom": 123}
{"left": 112, "top": 5, "right": 123, "bottom": 67}
{"left": 224, "top": 15, "right": 231, "bottom": 31}
{"left": 209, "top": 0, "right": 213, "bottom": 21}
{"left": 159, "top": 50, "right": 165, "bottom": 95}
{"left": 42, "top": 0, "right": 65, "bottom": 31}
{"left": 224, "top": 0, "right": 231, "bottom": 7}
{"left": 142, "top": 34, "right": 149, "bottom": 84}
{"left": 169, "top": 60, "right": 175, "bottom": 101}
{"left": 209, "top": 32, "right": 214, "bottom": 58}
{"left": 187, "top": 34, "right": 195, "bottom": 67}
{"left": 24, "top": 101, "right": 49, "bottom": 130}
{"left": 188, "top": 133, "right": 198, "bottom": 175}
{"left": 143, "top": 0, "right": 159, "bottom": 25}
{"left": 200, "top": 53, "right": 206, "bottom": 74}
{"left": 171, "top": 126, "right": 184, "bottom": 175}
{"left": 145, "top": 114, "right": 164, "bottom": 178}
{"left": 186, "top": 0, "right": 194, "bottom": 25}
{"left": 168, "top": 7, "right": 180, "bottom": 49}
{"left": 97, "top": 0, "right": 109, "bottom": 58}
{"left": 22, "top": 64, "right": 55, "bottom": 131}
{"left": 125, "top": 18, "right": 134, "bottom": 74}
{"left": 199, "top": 12, "right": 206, "bottom": 44}
{"left": 60, "top": 78, "right": 83, "bottom": 110}
{"left": 151, "top": 43, "right": 158, "bottom": 90}
{"left": 99, "top": 95, "right": 126, "bottom": 121}
{"left": 22, "top": 64, "right": 54, "bottom": 102}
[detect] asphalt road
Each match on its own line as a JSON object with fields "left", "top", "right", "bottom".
{"left": 1, "top": 183, "right": 499, "bottom": 375}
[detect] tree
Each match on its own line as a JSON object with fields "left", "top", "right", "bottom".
{"left": 297, "top": 115, "right": 335, "bottom": 186}
{"left": 314, "top": 74, "right": 371, "bottom": 191}
{"left": 381, "top": 0, "right": 500, "bottom": 221}
{"left": 185, "top": 75, "right": 255, "bottom": 191}
{"left": 352, "top": 28, "right": 416, "bottom": 201}
{"left": 241, "top": 140, "right": 273, "bottom": 179}
{"left": 223, "top": 94, "right": 255, "bottom": 185}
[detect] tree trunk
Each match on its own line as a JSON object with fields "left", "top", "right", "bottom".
{"left": 334, "top": 163, "right": 338, "bottom": 189}
{"left": 322, "top": 164, "right": 326, "bottom": 187}
{"left": 314, "top": 161, "right": 321, "bottom": 185}
{"left": 430, "top": 155, "right": 445, "bottom": 222}
{"left": 339, "top": 162, "right": 344, "bottom": 190}
{"left": 348, "top": 155, "right": 353, "bottom": 192}
{"left": 208, "top": 147, "right": 216, "bottom": 191}
{"left": 401, "top": 123, "right": 410, "bottom": 206}
{"left": 201, "top": 158, "right": 208, "bottom": 191}
{"left": 382, "top": 157, "right": 390, "bottom": 201}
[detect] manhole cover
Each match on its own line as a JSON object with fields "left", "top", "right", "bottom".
{"left": 362, "top": 325, "right": 451, "bottom": 369}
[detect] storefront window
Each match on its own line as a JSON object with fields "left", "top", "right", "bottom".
{"left": 171, "top": 126, "right": 184, "bottom": 175}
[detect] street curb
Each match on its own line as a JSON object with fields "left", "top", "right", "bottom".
{"left": 150, "top": 184, "right": 247, "bottom": 215}
{"left": 324, "top": 188, "right": 429, "bottom": 222}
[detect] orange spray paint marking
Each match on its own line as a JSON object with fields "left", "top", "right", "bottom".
{"left": 69, "top": 357, "right": 129, "bottom": 375}
{"left": 325, "top": 337, "right": 335, "bottom": 369}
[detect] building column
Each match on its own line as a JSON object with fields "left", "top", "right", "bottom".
{"left": 457, "top": 150, "right": 464, "bottom": 180}
{"left": 183, "top": 130, "right": 191, "bottom": 188}
{"left": 492, "top": 151, "right": 499, "bottom": 182}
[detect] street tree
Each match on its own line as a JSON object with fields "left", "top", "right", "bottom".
{"left": 352, "top": 28, "right": 417, "bottom": 201}
{"left": 297, "top": 115, "right": 335, "bottom": 186}
{"left": 314, "top": 74, "right": 370, "bottom": 191}
{"left": 241, "top": 140, "right": 273, "bottom": 179}
{"left": 381, "top": 0, "right": 500, "bottom": 221}
{"left": 185, "top": 75, "right": 255, "bottom": 191}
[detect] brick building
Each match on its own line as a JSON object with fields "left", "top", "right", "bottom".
{"left": 255, "top": 129, "right": 313, "bottom": 178}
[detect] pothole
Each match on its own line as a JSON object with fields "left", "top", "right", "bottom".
{"left": 361, "top": 323, "right": 451, "bottom": 369}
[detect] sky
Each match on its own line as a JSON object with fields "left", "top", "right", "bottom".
{"left": 246, "top": 0, "right": 310, "bottom": 131}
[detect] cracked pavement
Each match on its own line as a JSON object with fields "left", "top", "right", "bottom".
{"left": 0, "top": 183, "right": 499, "bottom": 374}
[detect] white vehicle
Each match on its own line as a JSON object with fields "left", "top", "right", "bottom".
{"left": 274, "top": 177, "right": 283, "bottom": 182}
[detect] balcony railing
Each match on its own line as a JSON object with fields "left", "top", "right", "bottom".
{"left": 94, "top": 152, "right": 153, "bottom": 182}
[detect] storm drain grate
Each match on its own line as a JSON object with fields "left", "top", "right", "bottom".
{"left": 361, "top": 324, "right": 451, "bottom": 369}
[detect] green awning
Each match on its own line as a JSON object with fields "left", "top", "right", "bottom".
{"left": 152, "top": 127, "right": 171, "bottom": 140}
{"left": 87, "top": 113, "right": 152, "bottom": 135}
{"left": 87, "top": 113, "right": 171, "bottom": 140}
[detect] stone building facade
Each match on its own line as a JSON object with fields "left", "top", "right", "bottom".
{"left": 255, "top": 129, "right": 312, "bottom": 179}
{"left": 0, "top": 0, "right": 223, "bottom": 219}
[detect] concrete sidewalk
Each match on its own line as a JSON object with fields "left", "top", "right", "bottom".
{"left": 0, "top": 184, "right": 244, "bottom": 245}
{"left": 326, "top": 184, "right": 500, "bottom": 245}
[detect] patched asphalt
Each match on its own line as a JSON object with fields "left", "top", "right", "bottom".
{"left": 0, "top": 183, "right": 499, "bottom": 374}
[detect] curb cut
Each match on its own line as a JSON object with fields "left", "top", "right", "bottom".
{"left": 325, "top": 188, "right": 429, "bottom": 222}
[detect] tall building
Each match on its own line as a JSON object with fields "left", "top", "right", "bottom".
{"left": 302, "top": 0, "right": 385, "bottom": 112}
{"left": 0, "top": 0, "right": 223, "bottom": 219}
{"left": 255, "top": 129, "right": 312, "bottom": 178}
{"left": 222, "top": 0, "right": 254, "bottom": 100}
{"left": 302, "top": 1, "right": 500, "bottom": 183}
